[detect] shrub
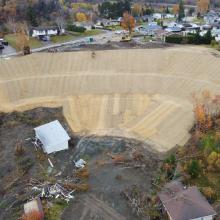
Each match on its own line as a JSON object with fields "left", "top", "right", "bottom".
{"left": 67, "top": 24, "right": 86, "bottom": 33}
{"left": 14, "top": 141, "right": 25, "bottom": 156}
{"left": 75, "top": 167, "right": 89, "bottom": 179}
{"left": 165, "top": 32, "right": 214, "bottom": 45}
{"left": 201, "top": 186, "right": 216, "bottom": 202}
{"left": 164, "top": 154, "right": 176, "bottom": 165}
{"left": 207, "top": 151, "right": 218, "bottom": 166}
{"left": 187, "top": 159, "right": 201, "bottom": 178}
{"left": 165, "top": 35, "right": 183, "bottom": 44}
{"left": 211, "top": 40, "right": 218, "bottom": 47}
{"left": 18, "top": 157, "right": 34, "bottom": 174}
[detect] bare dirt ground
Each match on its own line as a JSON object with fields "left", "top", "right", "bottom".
{"left": 62, "top": 134, "right": 160, "bottom": 220}
{"left": 1, "top": 47, "right": 220, "bottom": 152}
{"left": 0, "top": 107, "right": 160, "bottom": 220}
{"left": 52, "top": 40, "right": 173, "bottom": 52}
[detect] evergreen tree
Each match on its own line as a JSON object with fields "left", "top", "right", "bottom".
{"left": 203, "top": 29, "right": 212, "bottom": 44}
{"left": 194, "top": 30, "right": 202, "bottom": 44}
{"left": 187, "top": 160, "right": 201, "bottom": 178}
{"left": 178, "top": 0, "right": 185, "bottom": 21}
{"left": 26, "top": 6, "right": 38, "bottom": 27}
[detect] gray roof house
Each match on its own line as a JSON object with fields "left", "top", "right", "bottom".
{"left": 158, "top": 181, "right": 217, "bottom": 220}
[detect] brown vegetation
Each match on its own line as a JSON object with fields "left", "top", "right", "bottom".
{"left": 75, "top": 167, "right": 89, "bottom": 179}
{"left": 63, "top": 183, "right": 89, "bottom": 192}
{"left": 14, "top": 140, "right": 25, "bottom": 156}
{"left": 22, "top": 210, "right": 43, "bottom": 220}
{"left": 197, "top": 0, "right": 210, "bottom": 13}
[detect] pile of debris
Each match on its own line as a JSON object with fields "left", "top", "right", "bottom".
{"left": 121, "top": 185, "right": 150, "bottom": 217}
{"left": 28, "top": 179, "right": 75, "bottom": 203}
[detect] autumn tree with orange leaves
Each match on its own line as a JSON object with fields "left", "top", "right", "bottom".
{"left": 197, "top": 0, "right": 210, "bottom": 13}
{"left": 121, "top": 11, "right": 135, "bottom": 35}
{"left": 16, "top": 24, "right": 29, "bottom": 53}
{"left": 172, "top": 4, "right": 179, "bottom": 15}
{"left": 193, "top": 90, "right": 215, "bottom": 133}
{"left": 132, "top": 4, "right": 142, "bottom": 17}
{"left": 76, "top": 12, "right": 87, "bottom": 22}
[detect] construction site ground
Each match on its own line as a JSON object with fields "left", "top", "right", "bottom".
{"left": 0, "top": 107, "right": 161, "bottom": 220}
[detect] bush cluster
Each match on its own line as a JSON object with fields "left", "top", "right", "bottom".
{"left": 67, "top": 24, "right": 86, "bottom": 33}
{"left": 165, "top": 30, "right": 214, "bottom": 45}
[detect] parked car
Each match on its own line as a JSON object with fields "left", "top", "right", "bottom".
{"left": 0, "top": 38, "right": 8, "bottom": 46}
{"left": 0, "top": 44, "right": 4, "bottom": 50}
{"left": 2, "top": 41, "right": 8, "bottom": 46}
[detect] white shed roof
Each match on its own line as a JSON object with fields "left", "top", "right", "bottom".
{"left": 34, "top": 120, "right": 70, "bottom": 149}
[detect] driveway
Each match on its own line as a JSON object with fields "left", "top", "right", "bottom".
{"left": 0, "top": 45, "right": 16, "bottom": 56}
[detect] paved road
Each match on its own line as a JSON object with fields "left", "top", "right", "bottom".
{"left": 0, "top": 45, "right": 16, "bottom": 56}
{"left": 1, "top": 31, "right": 114, "bottom": 58}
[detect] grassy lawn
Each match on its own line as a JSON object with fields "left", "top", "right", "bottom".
{"left": 106, "top": 25, "right": 122, "bottom": 31}
{"left": 142, "top": 35, "right": 153, "bottom": 42}
{"left": 50, "top": 29, "right": 103, "bottom": 43}
{"left": 83, "top": 29, "right": 104, "bottom": 36}
{"left": 192, "top": 18, "right": 206, "bottom": 24}
{"left": 5, "top": 29, "right": 103, "bottom": 50}
{"left": 4, "top": 33, "right": 43, "bottom": 50}
{"left": 50, "top": 34, "right": 75, "bottom": 43}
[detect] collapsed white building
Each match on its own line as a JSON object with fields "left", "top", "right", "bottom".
{"left": 34, "top": 120, "right": 70, "bottom": 154}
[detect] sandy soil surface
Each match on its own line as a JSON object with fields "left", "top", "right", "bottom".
{"left": 0, "top": 46, "right": 220, "bottom": 152}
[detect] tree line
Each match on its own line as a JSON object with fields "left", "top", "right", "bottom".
{"left": 98, "top": 0, "right": 131, "bottom": 19}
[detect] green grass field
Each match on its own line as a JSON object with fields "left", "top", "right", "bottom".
{"left": 50, "top": 29, "right": 103, "bottom": 44}
{"left": 5, "top": 29, "right": 103, "bottom": 50}
{"left": 50, "top": 34, "right": 75, "bottom": 43}
{"left": 4, "top": 34, "right": 43, "bottom": 50}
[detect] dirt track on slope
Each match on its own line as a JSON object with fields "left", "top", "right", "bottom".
{"left": 0, "top": 46, "right": 220, "bottom": 152}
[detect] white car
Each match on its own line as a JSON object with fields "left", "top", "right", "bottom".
{"left": 115, "top": 30, "right": 123, "bottom": 34}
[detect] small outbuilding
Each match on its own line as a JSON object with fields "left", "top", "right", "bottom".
{"left": 34, "top": 120, "right": 70, "bottom": 154}
{"left": 24, "top": 198, "right": 44, "bottom": 219}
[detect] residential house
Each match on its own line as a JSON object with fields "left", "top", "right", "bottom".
{"left": 30, "top": 26, "right": 65, "bottom": 40}
{"left": 140, "top": 22, "right": 162, "bottom": 35}
{"left": 74, "top": 21, "right": 94, "bottom": 30}
{"left": 204, "top": 11, "right": 219, "bottom": 24}
{"left": 165, "top": 26, "right": 182, "bottom": 33}
{"left": 153, "top": 13, "right": 163, "bottom": 20}
{"left": 212, "top": 27, "right": 220, "bottom": 41}
{"left": 165, "top": 14, "right": 175, "bottom": 19}
{"left": 158, "top": 181, "right": 217, "bottom": 220}
{"left": 95, "top": 18, "right": 121, "bottom": 28}
{"left": 167, "top": 22, "right": 184, "bottom": 30}
{"left": 141, "top": 15, "right": 153, "bottom": 22}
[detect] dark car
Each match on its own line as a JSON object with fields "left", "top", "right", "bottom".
{"left": 0, "top": 44, "right": 4, "bottom": 50}
{"left": 2, "top": 41, "right": 8, "bottom": 46}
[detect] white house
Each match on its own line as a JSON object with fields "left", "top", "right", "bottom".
{"left": 167, "top": 22, "right": 184, "bottom": 29}
{"left": 153, "top": 13, "right": 163, "bottom": 19}
{"left": 34, "top": 120, "right": 70, "bottom": 154}
{"left": 165, "top": 14, "right": 175, "bottom": 19}
{"left": 74, "top": 21, "right": 94, "bottom": 30}
{"left": 31, "top": 26, "right": 64, "bottom": 38}
{"left": 215, "top": 34, "right": 220, "bottom": 42}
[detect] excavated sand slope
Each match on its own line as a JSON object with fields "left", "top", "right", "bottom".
{"left": 0, "top": 47, "right": 220, "bottom": 152}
